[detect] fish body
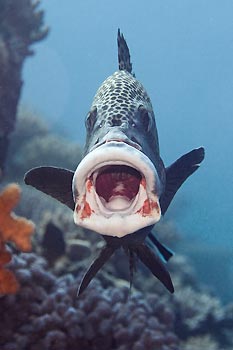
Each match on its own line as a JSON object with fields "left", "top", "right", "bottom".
{"left": 73, "top": 46, "right": 165, "bottom": 238}
{"left": 25, "top": 30, "right": 205, "bottom": 295}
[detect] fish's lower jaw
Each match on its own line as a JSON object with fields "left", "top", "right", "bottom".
{"left": 73, "top": 196, "right": 161, "bottom": 237}
{"left": 72, "top": 141, "right": 162, "bottom": 237}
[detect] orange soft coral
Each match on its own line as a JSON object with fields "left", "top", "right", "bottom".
{"left": 0, "top": 183, "right": 35, "bottom": 294}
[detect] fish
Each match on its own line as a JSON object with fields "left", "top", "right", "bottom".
{"left": 24, "top": 29, "right": 205, "bottom": 295}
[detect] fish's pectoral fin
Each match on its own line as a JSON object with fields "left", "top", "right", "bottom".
{"left": 24, "top": 166, "right": 75, "bottom": 210}
{"left": 160, "top": 147, "right": 205, "bottom": 215}
{"left": 147, "top": 232, "right": 173, "bottom": 262}
{"left": 78, "top": 245, "right": 117, "bottom": 296}
{"left": 135, "top": 243, "right": 174, "bottom": 293}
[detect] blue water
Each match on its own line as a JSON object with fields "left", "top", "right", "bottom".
{"left": 22, "top": 0, "right": 233, "bottom": 300}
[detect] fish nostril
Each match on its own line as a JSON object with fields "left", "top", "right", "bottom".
{"left": 110, "top": 119, "right": 123, "bottom": 127}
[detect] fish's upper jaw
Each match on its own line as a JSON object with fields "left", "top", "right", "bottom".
{"left": 72, "top": 142, "right": 162, "bottom": 238}
{"left": 89, "top": 129, "right": 142, "bottom": 152}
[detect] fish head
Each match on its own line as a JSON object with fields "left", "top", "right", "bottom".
{"left": 84, "top": 72, "right": 160, "bottom": 161}
{"left": 73, "top": 71, "right": 165, "bottom": 238}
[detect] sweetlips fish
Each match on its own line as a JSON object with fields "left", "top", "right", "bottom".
{"left": 25, "top": 30, "right": 205, "bottom": 295}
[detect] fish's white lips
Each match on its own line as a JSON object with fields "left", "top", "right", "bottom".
{"left": 73, "top": 141, "right": 158, "bottom": 195}
{"left": 72, "top": 141, "right": 162, "bottom": 237}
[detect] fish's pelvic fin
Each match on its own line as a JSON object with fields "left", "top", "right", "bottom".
{"left": 160, "top": 147, "right": 205, "bottom": 215}
{"left": 147, "top": 232, "right": 173, "bottom": 262}
{"left": 128, "top": 248, "right": 137, "bottom": 292}
{"left": 78, "top": 245, "right": 117, "bottom": 296}
{"left": 24, "top": 166, "right": 75, "bottom": 210}
{"left": 117, "top": 29, "right": 133, "bottom": 74}
{"left": 135, "top": 243, "right": 174, "bottom": 293}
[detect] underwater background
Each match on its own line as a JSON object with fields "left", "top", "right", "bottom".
{"left": 22, "top": 0, "right": 233, "bottom": 301}
{"left": 0, "top": 0, "right": 233, "bottom": 349}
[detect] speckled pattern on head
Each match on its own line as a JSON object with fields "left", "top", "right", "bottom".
{"left": 91, "top": 70, "right": 154, "bottom": 127}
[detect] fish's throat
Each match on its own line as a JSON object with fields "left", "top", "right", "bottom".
{"left": 95, "top": 165, "right": 141, "bottom": 209}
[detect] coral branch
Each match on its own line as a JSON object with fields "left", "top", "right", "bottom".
{"left": 0, "top": 183, "right": 35, "bottom": 294}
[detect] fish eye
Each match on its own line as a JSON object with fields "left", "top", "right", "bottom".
{"left": 86, "top": 108, "right": 97, "bottom": 131}
{"left": 138, "top": 105, "right": 150, "bottom": 132}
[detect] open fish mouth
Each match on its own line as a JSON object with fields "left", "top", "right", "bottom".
{"left": 72, "top": 141, "right": 162, "bottom": 237}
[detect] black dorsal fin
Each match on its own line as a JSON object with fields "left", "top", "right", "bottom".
{"left": 117, "top": 29, "right": 133, "bottom": 73}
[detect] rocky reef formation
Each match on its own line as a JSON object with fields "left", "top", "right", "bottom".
{"left": 0, "top": 0, "right": 48, "bottom": 178}
{"left": 6, "top": 108, "right": 82, "bottom": 182}
{"left": 1, "top": 180, "right": 232, "bottom": 349}
{"left": 0, "top": 252, "right": 179, "bottom": 350}
{"left": 0, "top": 249, "right": 233, "bottom": 350}
{"left": 1, "top": 110, "right": 232, "bottom": 349}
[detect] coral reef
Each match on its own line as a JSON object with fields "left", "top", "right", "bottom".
{"left": 0, "top": 3, "right": 231, "bottom": 350}
{"left": 1, "top": 125, "right": 232, "bottom": 349}
{"left": 0, "top": 91, "right": 231, "bottom": 349}
{"left": 171, "top": 286, "right": 233, "bottom": 346}
{"left": 0, "top": 243, "right": 19, "bottom": 294}
{"left": 0, "top": 0, "right": 48, "bottom": 177}
{"left": 181, "top": 335, "right": 220, "bottom": 350}
{"left": 1, "top": 251, "right": 233, "bottom": 349}
{"left": 6, "top": 108, "right": 82, "bottom": 181}
{"left": 0, "top": 183, "right": 34, "bottom": 294}
{"left": 0, "top": 252, "right": 179, "bottom": 350}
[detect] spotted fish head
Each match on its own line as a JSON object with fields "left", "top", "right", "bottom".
{"left": 84, "top": 71, "right": 160, "bottom": 161}
{"left": 72, "top": 33, "right": 165, "bottom": 238}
